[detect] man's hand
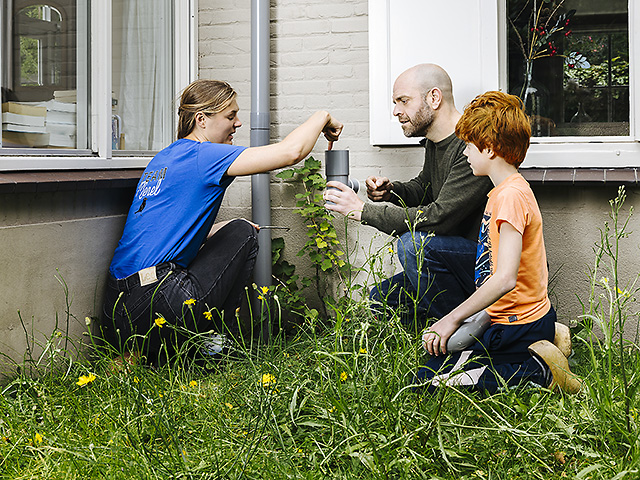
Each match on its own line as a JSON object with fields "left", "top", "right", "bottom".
{"left": 422, "top": 316, "right": 460, "bottom": 356}
{"left": 324, "top": 181, "right": 364, "bottom": 221}
{"left": 365, "top": 176, "right": 393, "bottom": 202}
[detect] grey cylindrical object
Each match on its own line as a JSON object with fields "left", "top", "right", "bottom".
{"left": 325, "top": 150, "right": 359, "bottom": 193}
{"left": 251, "top": 0, "right": 272, "bottom": 342}
{"left": 446, "top": 310, "right": 491, "bottom": 352}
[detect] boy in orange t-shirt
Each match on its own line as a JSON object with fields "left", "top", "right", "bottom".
{"left": 417, "top": 91, "right": 581, "bottom": 394}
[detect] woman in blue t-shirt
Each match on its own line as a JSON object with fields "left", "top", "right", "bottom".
{"left": 102, "top": 79, "right": 342, "bottom": 365}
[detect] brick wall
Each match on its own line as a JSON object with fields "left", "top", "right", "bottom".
{"left": 197, "top": 0, "right": 422, "bottom": 298}
{"left": 196, "top": 0, "right": 640, "bottom": 328}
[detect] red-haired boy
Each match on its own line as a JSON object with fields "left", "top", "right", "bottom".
{"left": 417, "top": 91, "right": 581, "bottom": 394}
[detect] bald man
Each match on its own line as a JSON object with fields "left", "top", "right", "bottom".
{"left": 325, "top": 64, "right": 492, "bottom": 327}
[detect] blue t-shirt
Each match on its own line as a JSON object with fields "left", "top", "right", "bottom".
{"left": 109, "top": 139, "right": 246, "bottom": 278}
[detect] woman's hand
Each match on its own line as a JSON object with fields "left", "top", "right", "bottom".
{"left": 323, "top": 116, "right": 343, "bottom": 143}
{"left": 422, "top": 316, "right": 460, "bottom": 356}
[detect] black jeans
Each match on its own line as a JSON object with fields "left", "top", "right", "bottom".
{"left": 414, "top": 306, "right": 557, "bottom": 394}
{"left": 101, "top": 219, "right": 258, "bottom": 363}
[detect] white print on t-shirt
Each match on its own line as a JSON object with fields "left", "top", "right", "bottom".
{"left": 136, "top": 167, "right": 167, "bottom": 200}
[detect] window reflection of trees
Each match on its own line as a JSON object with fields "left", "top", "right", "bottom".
{"left": 507, "top": 0, "right": 629, "bottom": 137}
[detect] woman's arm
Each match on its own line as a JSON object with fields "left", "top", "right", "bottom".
{"left": 423, "top": 222, "right": 523, "bottom": 356}
{"left": 226, "top": 111, "right": 342, "bottom": 177}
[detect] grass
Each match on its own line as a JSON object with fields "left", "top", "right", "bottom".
{"left": 2, "top": 187, "right": 640, "bottom": 479}
{"left": 1, "top": 303, "right": 640, "bottom": 479}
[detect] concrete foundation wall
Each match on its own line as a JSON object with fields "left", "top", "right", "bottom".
{"left": 0, "top": 0, "right": 638, "bottom": 373}
{"left": 0, "top": 189, "right": 132, "bottom": 375}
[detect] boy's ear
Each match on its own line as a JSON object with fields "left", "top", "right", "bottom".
{"left": 486, "top": 147, "right": 497, "bottom": 159}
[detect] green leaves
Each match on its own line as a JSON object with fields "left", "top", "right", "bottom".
{"left": 273, "top": 156, "right": 350, "bottom": 316}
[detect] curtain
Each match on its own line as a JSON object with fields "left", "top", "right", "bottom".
{"left": 117, "top": 0, "right": 172, "bottom": 151}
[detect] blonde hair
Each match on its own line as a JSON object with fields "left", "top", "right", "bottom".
{"left": 177, "top": 80, "right": 237, "bottom": 139}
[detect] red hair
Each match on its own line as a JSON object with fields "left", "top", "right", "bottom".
{"left": 455, "top": 91, "right": 531, "bottom": 166}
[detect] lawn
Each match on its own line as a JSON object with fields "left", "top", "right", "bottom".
{"left": 1, "top": 187, "right": 638, "bottom": 479}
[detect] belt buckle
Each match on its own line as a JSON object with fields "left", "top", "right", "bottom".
{"left": 138, "top": 266, "right": 158, "bottom": 286}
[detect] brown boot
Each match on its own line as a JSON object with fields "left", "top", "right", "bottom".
{"left": 554, "top": 322, "right": 572, "bottom": 358}
{"left": 528, "top": 340, "right": 583, "bottom": 394}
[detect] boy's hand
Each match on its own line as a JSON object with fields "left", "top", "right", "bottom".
{"left": 422, "top": 316, "right": 459, "bottom": 356}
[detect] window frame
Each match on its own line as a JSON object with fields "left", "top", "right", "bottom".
{"left": 369, "top": 0, "right": 640, "bottom": 168}
{"left": 498, "top": 0, "right": 640, "bottom": 168}
{"left": 0, "top": 0, "right": 197, "bottom": 170}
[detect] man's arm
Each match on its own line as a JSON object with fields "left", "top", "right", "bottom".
{"left": 422, "top": 222, "right": 523, "bottom": 356}
{"left": 361, "top": 157, "right": 491, "bottom": 236}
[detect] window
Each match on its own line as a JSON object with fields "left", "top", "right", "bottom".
{"left": 507, "top": 0, "right": 629, "bottom": 138}
{"left": 369, "top": 0, "right": 640, "bottom": 168}
{"left": 0, "top": 0, "right": 195, "bottom": 169}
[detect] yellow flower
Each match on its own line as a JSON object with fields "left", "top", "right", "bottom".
{"left": 154, "top": 315, "right": 167, "bottom": 328}
{"left": 76, "top": 373, "right": 97, "bottom": 386}
{"left": 359, "top": 347, "right": 367, "bottom": 354}
{"left": 260, "top": 373, "right": 276, "bottom": 387}
{"left": 225, "top": 402, "right": 233, "bottom": 409}
{"left": 617, "top": 287, "right": 630, "bottom": 298}
{"left": 184, "top": 298, "right": 196, "bottom": 306}
{"left": 85, "top": 316, "right": 92, "bottom": 326}
{"left": 189, "top": 380, "right": 198, "bottom": 387}
{"left": 134, "top": 376, "right": 139, "bottom": 384}
{"left": 601, "top": 277, "right": 609, "bottom": 286}
{"left": 203, "top": 310, "right": 213, "bottom": 321}
{"left": 417, "top": 210, "right": 424, "bottom": 215}
{"left": 260, "top": 286, "right": 269, "bottom": 295}
{"left": 34, "top": 433, "right": 43, "bottom": 444}
{"left": 340, "top": 371, "right": 348, "bottom": 382}
{"left": 388, "top": 247, "right": 394, "bottom": 254}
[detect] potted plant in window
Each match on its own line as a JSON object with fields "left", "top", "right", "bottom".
{"left": 509, "top": 0, "right": 575, "bottom": 136}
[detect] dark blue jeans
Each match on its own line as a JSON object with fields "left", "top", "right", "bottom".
{"left": 101, "top": 219, "right": 258, "bottom": 364}
{"left": 370, "top": 232, "right": 477, "bottom": 329}
{"left": 414, "top": 307, "right": 557, "bottom": 394}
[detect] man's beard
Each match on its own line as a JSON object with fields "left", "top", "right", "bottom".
{"left": 402, "top": 103, "right": 434, "bottom": 138}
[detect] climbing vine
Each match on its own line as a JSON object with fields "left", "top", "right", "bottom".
{"left": 273, "top": 156, "right": 349, "bottom": 318}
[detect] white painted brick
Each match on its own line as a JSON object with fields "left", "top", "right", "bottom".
{"left": 194, "top": 0, "right": 441, "bottom": 286}
{"left": 276, "top": 19, "right": 333, "bottom": 36}
{"left": 330, "top": 16, "right": 368, "bottom": 33}
{"left": 305, "top": 4, "right": 357, "bottom": 19}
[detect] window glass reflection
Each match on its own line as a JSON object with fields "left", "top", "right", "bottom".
{"left": 508, "top": 0, "right": 629, "bottom": 137}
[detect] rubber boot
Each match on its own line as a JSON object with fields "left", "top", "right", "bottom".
{"left": 554, "top": 322, "right": 572, "bottom": 358}
{"left": 528, "top": 340, "right": 583, "bottom": 394}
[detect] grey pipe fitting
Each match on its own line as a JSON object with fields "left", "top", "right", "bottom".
{"left": 446, "top": 310, "right": 491, "bottom": 352}
{"left": 325, "top": 150, "right": 360, "bottom": 193}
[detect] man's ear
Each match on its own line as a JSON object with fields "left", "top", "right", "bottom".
{"left": 428, "top": 87, "right": 443, "bottom": 109}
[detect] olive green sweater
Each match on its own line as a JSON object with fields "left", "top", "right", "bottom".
{"left": 361, "top": 133, "right": 492, "bottom": 241}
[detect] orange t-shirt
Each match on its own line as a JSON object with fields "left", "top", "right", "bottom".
{"left": 475, "top": 173, "right": 551, "bottom": 325}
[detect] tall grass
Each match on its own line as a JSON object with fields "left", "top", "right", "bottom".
{"left": 2, "top": 189, "right": 640, "bottom": 478}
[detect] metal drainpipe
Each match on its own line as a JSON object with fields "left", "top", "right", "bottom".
{"left": 250, "top": 0, "right": 271, "bottom": 342}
